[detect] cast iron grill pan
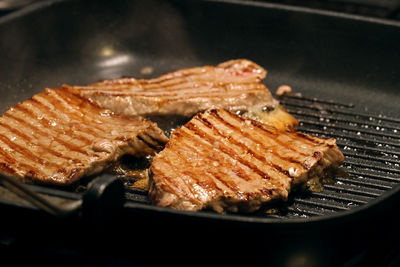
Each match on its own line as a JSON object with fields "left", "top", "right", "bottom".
{"left": 0, "top": 0, "right": 399, "bottom": 226}
{"left": 120, "top": 94, "right": 400, "bottom": 220}
{"left": 2, "top": 93, "right": 399, "bottom": 222}
{"left": 276, "top": 94, "right": 400, "bottom": 218}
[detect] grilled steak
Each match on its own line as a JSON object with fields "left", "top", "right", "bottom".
{"left": 149, "top": 109, "right": 344, "bottom": 213}
{"left": 0, "top": 88, "right": 168, "bottom": 185}
{"left": 66, "top": 59, "right": 298, "bottom": 131}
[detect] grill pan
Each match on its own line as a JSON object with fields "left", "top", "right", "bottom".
{"left": 123, "top": 93, "right": 400, "bottom": 220}
{"left": 0, "top": 0, "right": 400, "bottom": 265}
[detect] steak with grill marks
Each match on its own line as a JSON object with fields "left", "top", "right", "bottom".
{"left": 149, "top": 109, "right": 344, "bottom": 213}
{"left": 0, "top": 88, "right": 168, "bottom": 185}
{"left": 65, "top": 59, "right": 298, "bottom": 131}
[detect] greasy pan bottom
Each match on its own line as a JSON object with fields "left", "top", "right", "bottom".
{"left": 0, "top": 0, "right": 399, "bottom": 228}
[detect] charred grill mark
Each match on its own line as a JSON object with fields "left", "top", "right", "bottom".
{"left": 57, "top": 88, "right": 145, "bottom": 128}
{"left": 0, "top": 162, "right": 16, "bottom": 174}
{"left": 147, "top": 131, "right": 169, "bottom": 146}
{"left": 294, "top": 132, "right": 327, "bottom": 146}
{"left": 171, "top": 130, "right": 248, "bottom": 196}
{"left": 160, "top": 87, "right": 264, "bottom": 101}
{"left": 198, "top": 113, "right": 292, "bottom": 178}
{"left": 210, "top": 110, "right": 306, "bottom": 162}
{"left": 0, "top": 87, "right": 166, "bottom": 185}
{"left": 211, "top": 172, "right": 242, "bottom": 196}
{"left": 140, "top": 63, "right": 261, "bottom": 88}
{"left": 137, "top": 135, "right": 160, "bottom": 151}
{"left": 0, "top": 133, "right": 45, "bottom": 165}
{"left": 9, "top": 105, "right": 89, "bottom": 156}
{"left": 79, "top": 62, "right": 265, "bottom": 104}
{"left": 113, "top": 75, "right": 197, "bottom": 93}
{"left": 184, "top": 121, "right": 271, "bottom": 181}
{"left": 55, "top": 88, "right": 141, "bottom": 126}
{"left": 89, "top": 90, "right": 258, "bottom": 99}
{"left": 53, "top": 89, "right": 109, "bottom": 120}
{"left": 0, "top": 147, "right": 16, "bottom": 164}
{"left": 94, "top": 78, "right": 137, "bottom": 86}
{"left": 153, "top": 175, "right": 177, "bottom": 198}
{"left": 172, "top": 130, "right": 240, "bottom": 192}
{"left": 0, "top": 121, "right": 74, "bottom": 161}
{"left": 139, "top": 67, "right": 212, "bottom": 86}
{"left": 289, "top": 128, "right": 334, "bottom": 149}
{"left": 222, "top": 109, "right": 316, "bottom": 156}
{"left": 4, "top": 112, "right": 50, "bottom": 138}
{"left": 138, "top": 78, "right": 198, "bottom": 91}
{"left": 52, "top": 88, "right": 87, "bottom": 108}
{"left": 143, "top": 133, "right": 168, "bottom": 150}
{"left": 0, "top": 122, "right": 31, "bottom": 142}
{"left": 170, "top": 147, "right": 220, "bottom": 199}
{"left": 86, "top": 83, "right": 264, "bottom": 99}
{"left": 209, "top": 110, "right": 307, "bottom": 170}
{"left": 44, "top": 91, "right": 110, "bottom": 133}
{"left": 81, "top": 84, "right": 139, "bottom": 92}
{"left": 25, "top": 99, "right": 93, "bottom": 145}
{"left": 138, "top": 78, "right": 260, "bottom": 92}
{"left": 4, "top": 116, "right": 88, "bottom": 159}
{"left": 0, "top": 146, "right": 43, "bottom": 176}
{"left": 30, "top": 96, "right": 101, "bottom": 137}
{"left": 153, "top": 156, "right": 200, "bottom": 201}
{"left": 181, "top": 170, "right": 205, "bottom": 200}
{"left": 173, "top": 130, "right": 240, "bottom": 193}
{"left": 232, "top": 168, "right": 252, "bottom": 182}
{"left": 85, "top": 65, "right": 262, "bottom": 91}
{"left": 0, "top": 134, "right": 54, "bottom": 177}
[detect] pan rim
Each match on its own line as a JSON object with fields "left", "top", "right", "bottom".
{"left": 205, "top": 0, "right": 400, "bottom": 28}
{"left": 125, "top": 183, "right": 400, "bottom": 226}
{"left": 0, "top": 0, "right": 65, "bottom": 24}
{"left": 0, "top": 0, "right": 399, "bottom": 226}
{"left": 1, "top": 0, "right": 400, "bottom": 28}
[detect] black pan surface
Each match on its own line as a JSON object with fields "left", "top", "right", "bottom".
{"left": 1, "top": 0, "right": 399, "bottom": 114}
{"left": 1, "top": 0, "right": 400, "bottom": 265}
{"left": 0, "top": 0, "right": 399, "bottom": 211}
{"left": 2, "top": 0, "right": 399, "bottom": 210}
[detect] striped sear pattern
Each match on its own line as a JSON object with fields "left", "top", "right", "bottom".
{"left": 66, "top": 59, "right": 271, "bottom": 117}
{"left": 149, "top": 109, "right": 344, "bottom": 213}
{"left": 0, "top": 88, "right": 168, "bottom": 185}
{"left": 65, "top": 60, "right": 297, "bottom": 131}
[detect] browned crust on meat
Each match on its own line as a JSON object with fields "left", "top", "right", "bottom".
{"left": 65, "top": 60, "right": 292, "bottom": 124}
{"left": 149, "top": 109, "right": 344, "bottom": 213}
{"left": 65, "top": 59, "right": 298, "bottom": 131}
{"left": 0, "top": 88, "right": 168, "bottom": 185}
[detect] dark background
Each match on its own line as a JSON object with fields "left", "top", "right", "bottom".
{"left": 0, "top": 1, "right": 400, "bottom": 266}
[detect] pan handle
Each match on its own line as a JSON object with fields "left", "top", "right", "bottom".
{"left": 0, "top": 173, "right": 125, "bottom": 218}
{"left": 0, "top": 174, "right": 82, "bottom": 217}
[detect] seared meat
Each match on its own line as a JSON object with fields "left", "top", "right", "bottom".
{"left": 0, "top": 88, "right": 168, "bottom": 185}
{"left": 66, "top": 59, "right": 297, "bottom": 131}
{"left": 149, "top": 109, "right": 344, "bottom": 213}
